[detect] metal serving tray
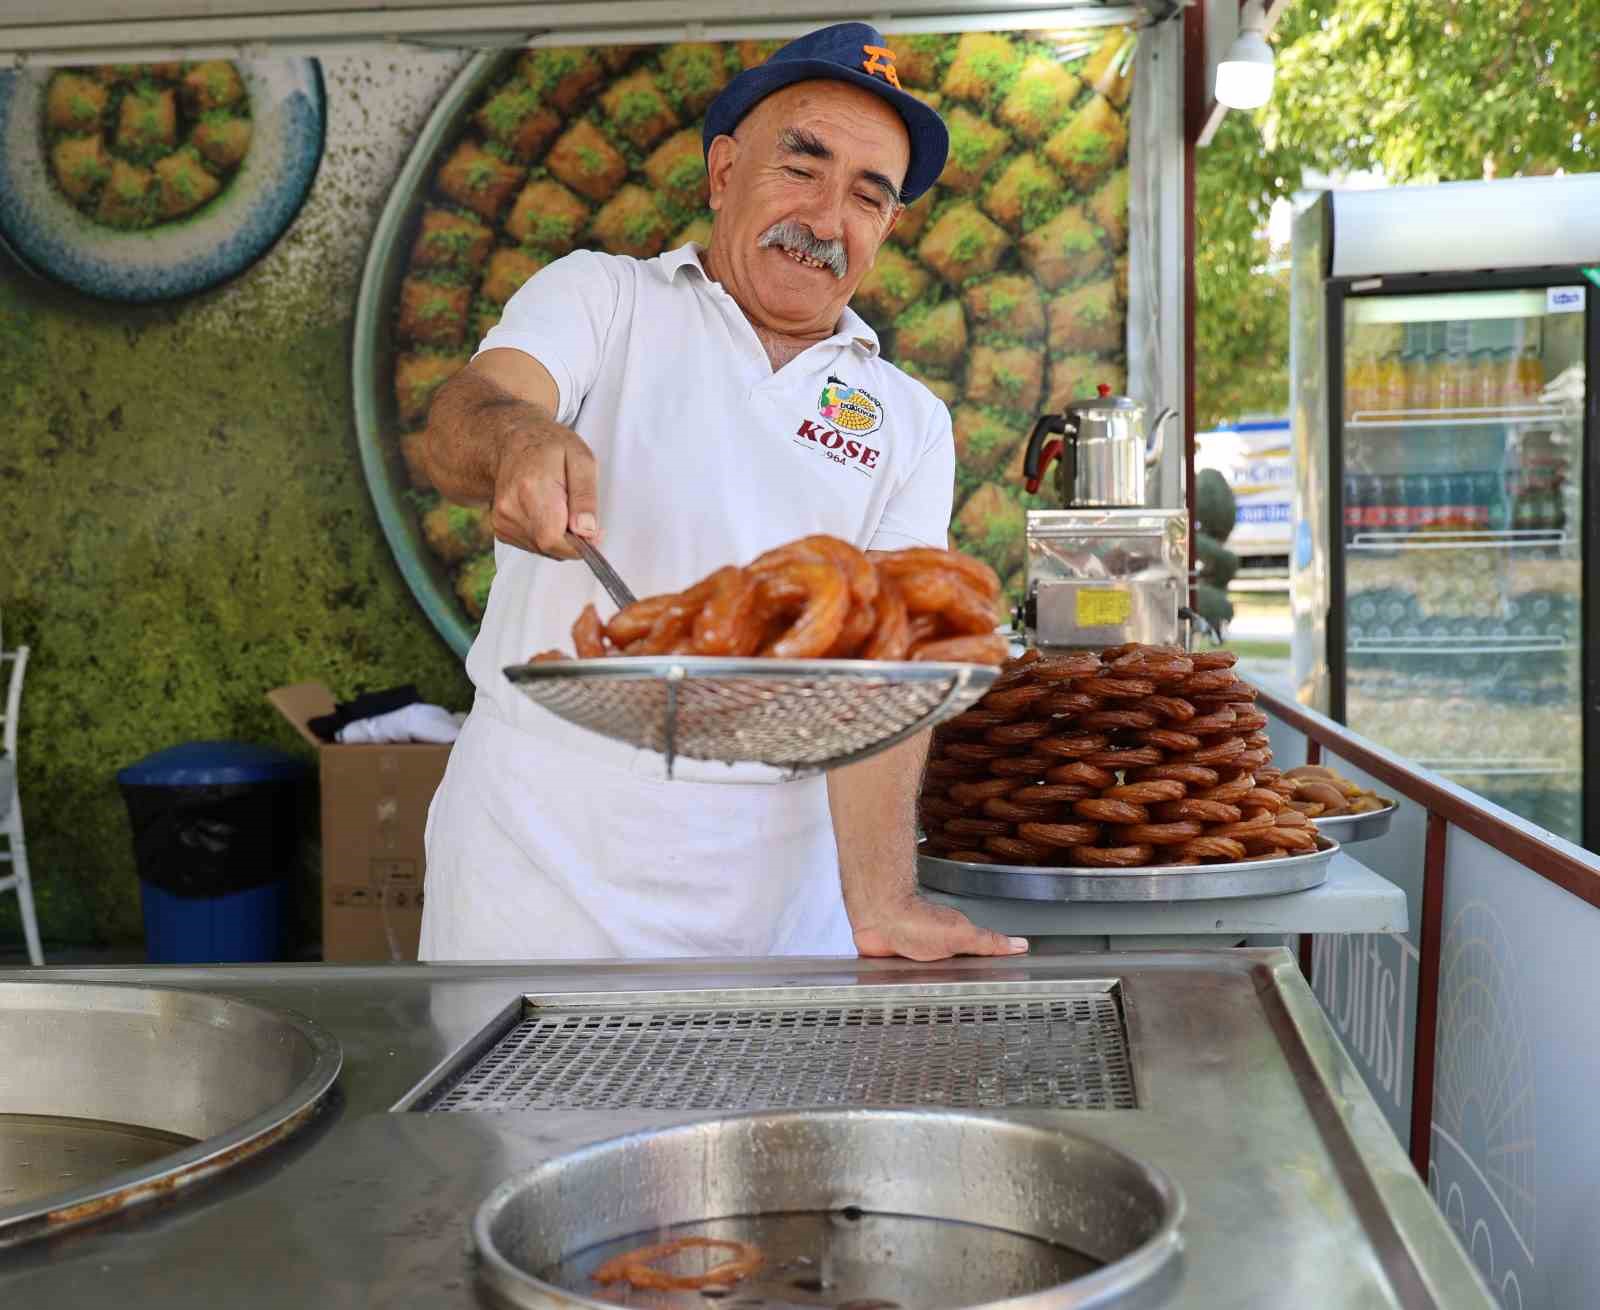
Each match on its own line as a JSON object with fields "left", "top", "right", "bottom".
{"left": 918, "top": 841, "right": 1336, "bottom": 903}
{"left": 1313, "top": 803, "right": 1397, "bottom": 844}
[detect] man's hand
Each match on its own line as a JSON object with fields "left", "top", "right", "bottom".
{"left": 490, "top": 420, "right": 600, "bottom": 558}
{"left": 422, "top": 348, "right": 600, "bottom": 560}
{"left": 852, "top": 888, "right": 1028, "bottom": 961}
{"left": 829, "top": 731, "right": 1029, "bottom": 962}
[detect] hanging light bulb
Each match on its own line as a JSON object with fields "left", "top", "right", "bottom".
{"left": 1215, "top": 0, "right": 1276, "bottom": 110}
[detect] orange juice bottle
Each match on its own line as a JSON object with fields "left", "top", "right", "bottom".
{"left": 1375, "top": 352, "right": 1406, "bottom": 414}
{"left": 1404, "top": 348, "right": 1432, "bottom": 412}
{"left": 1515, "top": 345, "right": 1544, "bottom": 403}
{"left": 1466, "top": 349, "right": 1497, "bottom": 409}
{"left": 1346, "top": 356, "right": 1376, "bottom": 418}
{"left": 1429, "top": 347, "right": 1460, "bottom": 411}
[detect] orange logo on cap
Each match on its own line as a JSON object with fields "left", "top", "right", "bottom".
{"left": 861, "top": 45, "right": 902, "bottom": 89}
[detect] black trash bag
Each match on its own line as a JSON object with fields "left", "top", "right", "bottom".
{"left": 120, "top": 779, "right": 301, "bottom": 898}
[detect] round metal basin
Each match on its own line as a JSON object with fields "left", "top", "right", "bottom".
{"left": 475, "top": 1110, "right": 1183, "bottom": 1309}
{"left": 0, "top": 982, "right": 341, "bottom": 1245}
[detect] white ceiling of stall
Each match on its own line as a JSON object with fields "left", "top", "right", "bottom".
{"left": 2, "top": 0, "right": 1167, "bottom": 63}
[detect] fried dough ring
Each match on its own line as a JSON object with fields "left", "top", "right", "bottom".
{"left": 1036, "top": 690, "right": 1101, "bottom": 717}
{"left": 592, "top": 1237, "right": 764, "bottom": 1292}
{"left": 982, "top": 682, "right": 1053, "bottom": 714}
{"left": 1139, "top": 728, "right": 1202, "bottom": 753}
{"left": 1241, "top": 847, "right": 1290, "bottom": 862}
{"left": 1178, "top": 736, "right": 1248, "bottom": 765}
{"left": 1153, "top": 799, "right": 1243, "bottom": 824}
{"left": 1176, "top": 836, "right": 1247, "bottom": 862}
{"left": 1082, "top": 746, "right": 1164, "bottom": 768}
{"left": 960, "top": 639, "right": 1015, "bottom": 670}
{"left": 987, "top": 754, "right": 1056, "bottom": 777}
{"left": 906, "top": 613, "right": 942, "bottom": 648}
{"left": 878, "top": 547, "right": 1001, "bottom": 599}
{"left": 1231, "top": 750, "right": 1270, "bottom": 771}
{"left": 1184, "top": 707, "right": 1238, "bottom": 735}
{"left": 897, "top": 571, "right": 998, "bottom": 636}
{"left": 944, "top": 740, "right": 1016, "bottom": 762}
{"left": 691, "top": 567, "right": 761, "bottom": 655}
{"left": 945, "top": 816, "right": 1014, "bottom": 837}
{"left": 1177, "top": 669, "right": 1240, "bottom": 695}
{"left": 1232, "top": 709, "right": 1269, "bottom": 732}
{"left": 572, "top": 603, "right": 609, "bottom": 658}
{"left": 1101, "top": 641, "right": 1184, "bottom": 662}
{"left": 1031, "top": 653, "right": 1105, "bottom": 680}
{"left": 941, "top": 708, "right": 1019, "bottom": 732}
{"left": 1209, "top": 810, "right": 1277, "bottom": 837}
{"left": 985, "top": 719, "right": 1053, "bottom": 746}
{"left": 1073, "top": 798, "right": 1150, "bottom": 825}
{"left": 1116, "top": 820, "right": 1204, "bottom": 846}
{"left": 1074, "top": 675, "right": 1158, "bottom": 700}
{"left": 948, "top": 777, "right": 1021, "bottom": 805}
{"left": 1271, "top": 807, "right": 1310, "bottom": 828}
{"left": 945, "top": 849, "right": 993, "bottom": 863}
{"left": 1142, "top": 695, "right": 1197, "bottom": 722}
{"left": 1017, "top": 820, "right": 1102, "bottom": 847}
{"left": 605, "top": 594, "right": 676, "bottom": 646}
{"left": 1068, "top": 844, "right": 1156, "bottom": 867}
{"left": 1037, "top": 732, "right": 1110, "bottom": 759}
{"left": 1104, "top": 780, "right": 1187, "bottom": 804}
{"left": 1199, "top": 774, "right": 1256, "bottom": 803}
{"left": 1046, "top": 762, "right": 1117, "bottom": 789}
{"left": 1132, "top": 763, "right": 1220, "bottom": 788}
{"left": 1080, "top": 708, "right": 1158, "bottom": 731}
{"left": 1022, "top": 784, "right": 1095, "bottom": 804}
{"left": 984, "top": 834, "right": 1054, "bottom": 863}
{"left": 917, "top": 795, "right": 968, "bottom": 822}
{"left": 755, "top": 560, "right": 850, "bottom": 658}
{"left": 984, "top": 796, "right": 1060, "bottom": 822}
{"left": 1269, "top": 825, "right": 1320, "bottom": 852}
{"left": 1190, "top": 650, "right": 1239, "bottom": 671}
{"left": 1110, "top": 650, "right": 1194, "bottom": 680}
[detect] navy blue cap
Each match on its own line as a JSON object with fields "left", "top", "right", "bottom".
{"left": 701, "top": 23, "right": 948, "bottom": 204}
{"left": 118, "top": 741, "right": 307, "bottom": 787}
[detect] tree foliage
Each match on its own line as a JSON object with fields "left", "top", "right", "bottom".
{"left": 1196, "top": 0, "right": 1600, "bottom": 428}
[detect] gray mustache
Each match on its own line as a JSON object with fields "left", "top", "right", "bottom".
{"left": 758, "top": 220, "right": 848, "bottom": 279}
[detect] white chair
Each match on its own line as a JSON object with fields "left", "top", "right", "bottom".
{"left": 0, "top": 647, "right": 42, "bottom": 965}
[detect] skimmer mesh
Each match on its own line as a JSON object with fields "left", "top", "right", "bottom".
{"left": 417, "top": 990, "right": 1136, "bottom": 1113}
{"left": 503, "top": 659, "right": 995, "bottom": 774}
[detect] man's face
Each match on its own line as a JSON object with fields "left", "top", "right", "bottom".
{"left": 705, "top": 79, "right": 909, "bottom": 338}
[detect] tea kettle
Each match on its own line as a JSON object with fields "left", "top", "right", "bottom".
{"left": 1022, "top": 386, "right": 1177, "bottom": 508}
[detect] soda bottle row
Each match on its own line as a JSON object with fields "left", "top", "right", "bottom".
{"left": 1342, "top": 471, "right": 1565, "bottom": 536}
{"left": 1345, "top": 344, "right": 1544, "bottom": 416}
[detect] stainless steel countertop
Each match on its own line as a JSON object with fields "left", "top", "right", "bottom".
{"left": 0, "top": 952, "right": 1490, "bottom": 1308}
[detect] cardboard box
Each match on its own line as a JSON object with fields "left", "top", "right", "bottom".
{"left": 267, "top": 683, "right": 452, "bottom": 962}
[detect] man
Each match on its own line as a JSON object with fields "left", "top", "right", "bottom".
{"left": 419, "top": 23, "right": 1026, "bottom": 964}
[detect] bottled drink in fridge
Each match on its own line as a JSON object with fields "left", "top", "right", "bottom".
{"left": 1476, "top": 471, "right": 1503, "bottom": 530}
{"left": 1343, "top": 473, "right": 1364, "bottom": 539}
{"left": 1375, "top": 353, "right": 1407, "bottom": 414}
{"left": 1467, "top": 349, "right": 1498, "bottom": 409}
{"left": 1404, "top": 348, "right": 1431, "bottom": 412}
{"left": 1515, "top": 345, "right": 1544, "bottom": 403}
{"left": 1346, "top": 357, "right": 1377, "bottom": 418}
{"left": 1411, "top": 474, "right": 1435, "bottom": 530}
{"left": 1433, "top": 342, "right": 1464, "bottom": 411}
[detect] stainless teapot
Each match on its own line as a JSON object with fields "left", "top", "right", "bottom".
{"left": 1022, "top": 386, "right": 1176, "bottom": 508}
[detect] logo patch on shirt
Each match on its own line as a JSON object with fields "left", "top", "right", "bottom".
{"left": 819, "top": 377, "right": 884, "bottom": 435}
{"left": 794, "top": 378, "right": 884, "bottom": 478}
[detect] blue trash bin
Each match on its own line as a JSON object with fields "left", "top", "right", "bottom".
{"left": 117, "top": 742, "right": 308, "bottom": 964}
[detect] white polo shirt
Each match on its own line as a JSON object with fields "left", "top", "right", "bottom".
{"left": 420, "top": 244, "right": 955, "bottom": 962}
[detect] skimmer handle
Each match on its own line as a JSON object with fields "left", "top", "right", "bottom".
{"left": 567, "top": 532, "right": 637, "bottom": 609}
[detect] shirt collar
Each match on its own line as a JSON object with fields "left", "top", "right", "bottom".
{"left": 659, "top": 243, "right": 881, "bottom": 358}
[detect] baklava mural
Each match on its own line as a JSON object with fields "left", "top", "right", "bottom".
{"left": 0, "top": 30, "right": 1132, "bottom": 940}
{"left": 360, "top": 30, "right": 1136, "bottom": 653}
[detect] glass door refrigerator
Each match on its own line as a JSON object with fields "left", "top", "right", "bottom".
{"left": 1290, "top": 178, "right": 1600, "bottom": 848}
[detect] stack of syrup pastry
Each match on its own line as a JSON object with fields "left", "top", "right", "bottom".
{"left": 919, "top": 644, "right": 1332, "bottom": 867}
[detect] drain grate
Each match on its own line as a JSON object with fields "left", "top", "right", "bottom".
{"left": 412, "top": 984, "right": 1136, "bottom": 1113}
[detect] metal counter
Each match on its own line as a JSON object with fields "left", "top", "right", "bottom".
{"left": 0, "top": 951, "right": 1490, "bottom": 1308}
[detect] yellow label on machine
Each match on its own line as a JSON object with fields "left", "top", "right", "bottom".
{"left": 1077, "top": 588, "right": 1132, "bottom": 627}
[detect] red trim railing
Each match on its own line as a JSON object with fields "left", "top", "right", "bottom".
{"left": 1255, "top": 682, "right": 1596, "bottom": 1180}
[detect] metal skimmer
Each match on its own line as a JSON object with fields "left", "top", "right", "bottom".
{"left": 407, "top": 983, "right": 1136, "bottom": 1113}
{"left": 503, "top": 656, "right": 997, "bottom": 779}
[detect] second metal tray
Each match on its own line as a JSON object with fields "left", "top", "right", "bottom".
{"left": 1312, "top": 803, "right": 1397, "bottom": 844}
{"left": 918, "top": 841, "right": 1337, "bottom": 903}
